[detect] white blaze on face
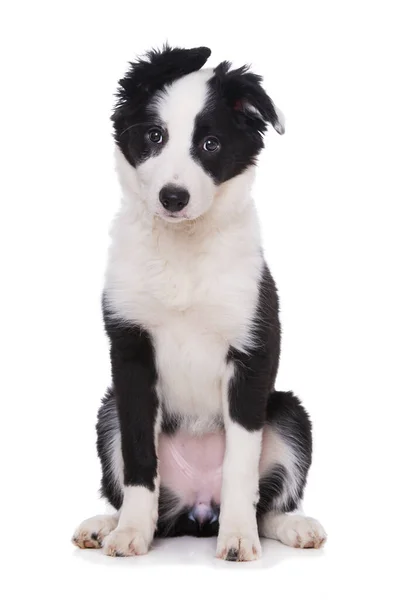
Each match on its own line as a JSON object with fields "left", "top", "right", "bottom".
{"left": 136, "top": 69, "right": 217, "bottom": 221}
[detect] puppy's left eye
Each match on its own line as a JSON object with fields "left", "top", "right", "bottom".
{"left": 202, "top": 136, "right": 220, "bottom": 152}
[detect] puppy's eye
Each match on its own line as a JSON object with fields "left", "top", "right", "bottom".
{"left": 148, "top": 128, "right": 163, "bottom": 144}
{"left": 202, "top": 136, "right": 220, "bottom": 153}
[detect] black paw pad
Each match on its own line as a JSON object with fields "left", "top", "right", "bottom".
{"left": 226, "top": 548, "right": 239, "bottom": 561}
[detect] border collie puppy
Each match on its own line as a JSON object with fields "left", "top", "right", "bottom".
{"left": 72, "top": 45, "right": 326, "bottom": 561}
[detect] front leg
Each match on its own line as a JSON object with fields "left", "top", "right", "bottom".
{"left": 217, "top": 352, "right": 273, "bottom": 561}
{"left": 102, "top": 311, "right": 160, "bottom": 557}
{"left": 217, "top": 419, "right": 263, "bottom": 561}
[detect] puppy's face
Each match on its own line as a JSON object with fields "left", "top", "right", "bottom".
{"left": 113, "top": 46, "right": 284, "bottom": 222}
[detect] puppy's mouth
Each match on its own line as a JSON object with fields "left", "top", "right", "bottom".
{"left": 156, "top": 209, "right": 191, "bottom": 223}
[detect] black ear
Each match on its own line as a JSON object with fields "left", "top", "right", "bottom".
{"left": 212, "top": 61, "right": 285, "bottom": 135}
{"left": 112, "top": 45, "right": 211, "bottom": 121}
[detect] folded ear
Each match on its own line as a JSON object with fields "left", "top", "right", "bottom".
{"left": 213, "top": 61, "right": 285, "bottom": 135}
{"left": 113, "top": 45, "right": 211, "bottom": 120}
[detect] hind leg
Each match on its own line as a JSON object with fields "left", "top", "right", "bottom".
{"left": 72, "top": 390, "right": 123, "bottom": 550}
{"left": 257, "top": 391, "right": 327, "bottom": 549}
{"left": 72, "top": 513, "right": 119, "bottom": 549}
{"left": 260, "top": 510, "right": 327, "bottom": 548}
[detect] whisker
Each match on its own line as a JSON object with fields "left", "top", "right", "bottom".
{"left": 119, "top": 121, "right": 153, "bottom": 137}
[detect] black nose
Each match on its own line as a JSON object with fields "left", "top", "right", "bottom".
{"left": 159, "top": 185, "right": 190, "bottom": 213}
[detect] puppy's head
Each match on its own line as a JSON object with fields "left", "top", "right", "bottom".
{"left": 113, "top": 45, "right": 284, "bottom": 222}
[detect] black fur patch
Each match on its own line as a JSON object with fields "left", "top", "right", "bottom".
{"left": 257, "top": 391, "right": 312, "bottom": 517}
{"left": 227, "top": 263, "right": 281, "bottom": 431}
{"left": 160, "top": 409, "right": 181, "bottom": 435}
{"left": 266, "top": 390, "right": 312, "bottom": 503}
{"left": 112, "top": 45, "right": 211, "bottom": 167}
{"left": 257, "top": 465, "right": 294, "bottom": 516}
{"left": 96, "top": 388, "right": 123, "bottom": 509}
{"left": 191, "top": 62, "right": 281, "bottom": 183}
{"left": 103, "top": 300, "right": 159, "bottom": 491}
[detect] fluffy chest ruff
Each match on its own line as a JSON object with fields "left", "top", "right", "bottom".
{"left": 104, "top": 183, "right": 263, "bottom": 431}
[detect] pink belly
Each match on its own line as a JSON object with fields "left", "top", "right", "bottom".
{"left": 158, "top": 427, "right": 276, "bottom": 517}
{"left": 158, "top": 431, "right": 226, "bottom": 507}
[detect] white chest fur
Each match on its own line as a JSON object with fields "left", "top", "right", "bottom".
{"left": 105, "top": 191, "right": 263, "bottom": 432}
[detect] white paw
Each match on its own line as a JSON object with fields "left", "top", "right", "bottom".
{"left": 102, "top": 527, "right": 150, "bottom": 557}
{"left": 277, "top": 515, "right": 327, "bottom": 549}
{"left": 216, "top": 531, "right": 262, "bottom": 561}
{"left": 72, "top": 514, "right": 118, "bottom": 549}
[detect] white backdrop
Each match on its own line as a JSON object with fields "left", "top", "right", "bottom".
{"left": 1, "top": 1, "right": 399, "bottom": 598}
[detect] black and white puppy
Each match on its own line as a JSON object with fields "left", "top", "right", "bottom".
{"left": 72, "top": 46, "right": 326, "bottom": 561}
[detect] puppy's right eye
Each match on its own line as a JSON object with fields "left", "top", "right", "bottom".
{"left": 148, "top": 128, "right": 163, "bottom": 144}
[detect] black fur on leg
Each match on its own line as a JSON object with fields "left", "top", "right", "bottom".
{"left": 96, "top": 388, "right": 123, "bottom": 510}
{"left": 257, "top": 390, "right": 313, "bottom": 518}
